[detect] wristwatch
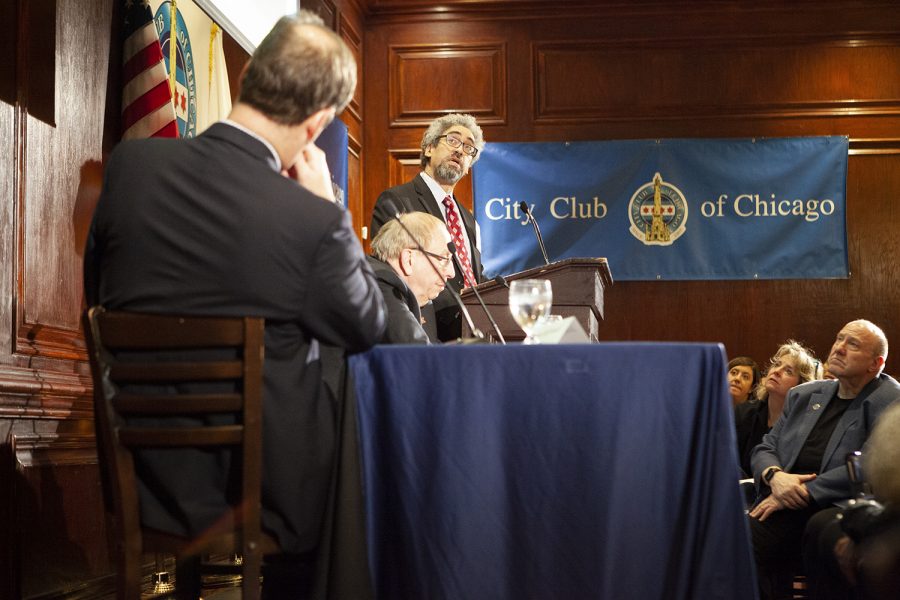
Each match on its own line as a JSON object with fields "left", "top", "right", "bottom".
{"left": 763, "top": 467, "right": 782, "bottom": 484}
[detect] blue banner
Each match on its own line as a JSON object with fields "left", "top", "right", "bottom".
{"left": 472, "top": 137, "right": 848, "bottom": 280}
{"left": 318, "top": 118, "right": 349, "bottom": 207}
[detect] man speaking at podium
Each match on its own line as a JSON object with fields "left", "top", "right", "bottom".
{"left": 371, "top": 114, "right": 485, "bottom": 341}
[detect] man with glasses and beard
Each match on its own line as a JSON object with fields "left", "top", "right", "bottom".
{"left": 370, "top": 114, "right": 485, "bottom": 342}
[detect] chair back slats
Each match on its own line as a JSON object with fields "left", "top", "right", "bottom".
{"left": 118, "top": 426, "right": 243, "bottom": 447}
{"left": 109, "top": 361, "right": 244, "bottom": 383}
{"left": 96, "top": 313, "right": 246, "bottom": 349}
{"left": 83, "top": 306, "right": 268, "bottom": 600}
{"left": 113, "top": 393, "right": 243, "bottom": 414}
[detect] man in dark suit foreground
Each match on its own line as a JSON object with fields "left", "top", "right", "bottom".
{"left": 749, "top": 319, "right": 900, "bottom": 600}
{"left": 370, "top": 114, "right": 485, "bottom": 341}
{"left": 84, "top": 12, "right": 385, "bottom": 598}
{"left": 368, "top": 212, "right": 454, "bottom": 344}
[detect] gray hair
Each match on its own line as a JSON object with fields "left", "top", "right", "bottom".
{"left": 371, "top": 212, "right": 447, "bottom": 262}
{"left": 238, "top": 11, "right": 356, "bottom": 125}
{"left": 420, "top": 113, "right": 485, "bottom": 168}
{"left": 754, "top": 340, "right": 820, "bottom": 402}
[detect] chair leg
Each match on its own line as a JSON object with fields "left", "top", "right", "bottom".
{"left": 175, "top": 555, "right": 202, "bottom": 600}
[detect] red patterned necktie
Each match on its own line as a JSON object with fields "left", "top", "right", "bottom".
{"left": 442, "top": 196, "right": 477, "bottom": 287}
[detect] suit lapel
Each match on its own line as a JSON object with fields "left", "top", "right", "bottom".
{"left": 820, "top": 377, "right": 879, "bottom": 468}
{"left": 413, "top": 174, "right": 445, "bottom": 219}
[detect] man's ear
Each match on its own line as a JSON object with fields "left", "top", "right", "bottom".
{"left": 398, "top": 249, "right": 414, "bottom": 276}
{"left": 304, "top": 107, "right": 337, "bottom": 144}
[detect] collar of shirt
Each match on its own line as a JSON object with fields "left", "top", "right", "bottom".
{"left": 419, "top": 171, "right": 481, "bottom": 252}
{"left": 420, "top": 171, "right": 452, "bottom": 213}
{"left": 220, "top": 119, "right": 282, "bottom": 172}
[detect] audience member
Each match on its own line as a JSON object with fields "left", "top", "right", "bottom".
{"left": 748, "top": 320, "right": 900, "bottom": 600}
{"left": 734, "top": 342, "right": 818, "bottom": 477}
{"left": 802, "top": 402, "right": 900, "bottom": 600}
{"left": 368, "top": 213, "right": 455, "bottom": 344}
{"left": 84, "top": 12, "right": 385, "bottom": 598}
{"left": 728, "top": 356, "right": 761, "bottom": 406}
{"left": 370, "top": 114, "right": 485, "bottom": 341}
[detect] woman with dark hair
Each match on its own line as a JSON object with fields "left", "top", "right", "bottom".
{"left": 734, "top": 341, "right": 821, "bottom": 477}
{"left": 728, "top": 356, "right": 761, "bottom": 406}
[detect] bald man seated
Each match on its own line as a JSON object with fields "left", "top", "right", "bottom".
{"left": 368, "top": 212, "right": 455, "bottom": 344}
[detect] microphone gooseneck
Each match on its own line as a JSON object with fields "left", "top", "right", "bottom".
{"left": 519, "top": 201, "right": 550, "bottom": 266}
{"left": 448, "top": 242, "right": 505, "bottom": 345}
{"left": 381, "top": 200, "right": 485, "bottom": 342}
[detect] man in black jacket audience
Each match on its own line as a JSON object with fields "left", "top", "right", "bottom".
{"left": 84, "top": 11, "right": 385, "bottom": 598}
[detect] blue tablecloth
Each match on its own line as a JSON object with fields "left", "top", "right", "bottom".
{"left": 350, "top": 343, "right": 757, "bottom": 600}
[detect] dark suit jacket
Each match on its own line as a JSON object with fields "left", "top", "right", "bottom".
{"left": 367, "top": 256, "right": 431, "bottom": 344}
{"left": 371, "top": 173, "right": 482, "bottom": 341}
{"left": 751, "top": 374, "right": 900, "bottom": 507}
{"left": 84, "top": 122, "right": 386, "bottom": 554}
{"left": 734, "top": 399, "right": 771, "bottom": 478}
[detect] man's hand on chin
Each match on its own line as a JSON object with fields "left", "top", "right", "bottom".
{"left": 283, "top": 143, "right": 335, "bottom": 202}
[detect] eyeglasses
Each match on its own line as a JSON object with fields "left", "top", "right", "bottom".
{"left": 438, "top": 134, "right": 479, "bottom": 158}
{"left": 409, "top": 247, "right": 453, "bottom": 266}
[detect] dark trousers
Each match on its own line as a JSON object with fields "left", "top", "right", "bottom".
{"left": 750, "top": 504, "right": 821, "bottom": 600}
{"left": 802, "top": 506, "right": 856, "bottom": 600}
{"left": 262, "top": 553, "right": 317, "bottom": 600}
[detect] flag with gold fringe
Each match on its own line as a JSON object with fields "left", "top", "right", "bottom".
{"left": 149, "top": 0, "right": 231, "bottom": 138}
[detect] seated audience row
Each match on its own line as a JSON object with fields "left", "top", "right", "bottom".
{"left": 734, "top": 342, "right": 819, "bottom": 478}
{"left": 737, "top": 320, "right": 900, "bottom": 600}
{"left": 802, "top": 402, "right": 900, "bottom": 600}
{"left": 728, "top": 356, "right": 761, "bottom": 406}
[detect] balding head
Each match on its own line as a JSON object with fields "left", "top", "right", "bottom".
{"left": 238, "top": 11, "right": 356, "bottom": 125}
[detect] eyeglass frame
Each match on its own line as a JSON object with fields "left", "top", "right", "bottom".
{"left": 437, "top": 134, "right": 479, "bottom": 158}
{"left": 407, "top": 247, "right": 453, "bottom": 267}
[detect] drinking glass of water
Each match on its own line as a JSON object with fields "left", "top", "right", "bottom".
{"left": 508, "top": 279, "right": 552, "bottom": 344}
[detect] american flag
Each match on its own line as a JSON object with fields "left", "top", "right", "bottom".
{"left": 121, "top": 0, "right": 178, "bottom": 139}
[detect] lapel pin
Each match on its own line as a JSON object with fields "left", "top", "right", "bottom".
{"left": 812, "top": 403, "right": 822, "bottom": 410}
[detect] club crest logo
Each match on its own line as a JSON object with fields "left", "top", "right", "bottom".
{"left": 154, "top": 1, "right": 197, "bottom": 138}
{"left": 628, "top": 172, "right": 688, "bottom": 246}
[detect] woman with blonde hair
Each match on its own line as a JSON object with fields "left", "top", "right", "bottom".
{"left": 734, "top": 340, "right": 821, "bottom": 477}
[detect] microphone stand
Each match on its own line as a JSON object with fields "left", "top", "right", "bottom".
{"left": 519, "top": 201, "right": 550, "bottom": 266}
{"left": 448, "top": 242, "right": 505, "bottom": 344}
{"left": 381, "top": 200, "right": 485, "bottom": 343}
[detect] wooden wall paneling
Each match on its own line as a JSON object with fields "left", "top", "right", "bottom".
{"left": 17, "top": 0, "right": 112, "bottom": 360}
{"left": 338, "top": 8, "right": 366, "bottom": 236}
{"left": 20, "top": 0, "right": 56, "bottom": 126}
{"left": 12, "top": 426, "right": 110, "bottom": 598}
{"left": 388, "top": 42, "right": 507, "bottom": 127}
{"left": 222, "top": 30, "right": 250, "bottom": 101}
{"left": 532, "top": 39, "right": 900, "bottom": 124}
{"left": 2, "top": 0, "right": 115, "bottom": 597}
{"left": 0, "top": 0, "right": 16, "bottom": 106}
{"left": 339, "top": 11, "right": 364, "bottom": 124}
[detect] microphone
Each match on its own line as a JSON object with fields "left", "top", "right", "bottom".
{"left": 448, "top": 242, "right": 505, "bottom": 345}
{"left": 380, "top": 200, "right": 485, "bottom": 342}
{"left": 493, "top": 274, "right": 509, "bottom": 289}
{"left": 519, "top": 201, "right": 550, "bottom": 265}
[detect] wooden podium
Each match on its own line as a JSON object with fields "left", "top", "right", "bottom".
{"left": 460, "top": 258, "right": 613, "bottom": 342}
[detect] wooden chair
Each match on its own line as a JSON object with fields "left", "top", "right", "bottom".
{"left": 84, "top": 307, "right": 278, "bottom": 599}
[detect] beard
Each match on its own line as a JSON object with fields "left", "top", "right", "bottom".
{"left": 433, "top": 159, "right": 464, "bottom": 184}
